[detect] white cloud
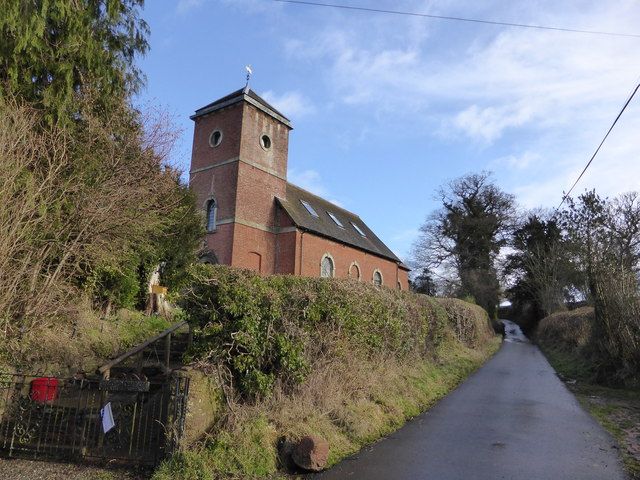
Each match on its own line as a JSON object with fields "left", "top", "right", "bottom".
{"left": 261, "top": 90, "right": 316, "bottom": 119}
{"left": 491, "top": 151, "right": 541, "bottom": 170}
{"left": 451, "top": 103, "right": 535, "bottom": 142}
{"left": 284, "top": 1, "right": 639, "bottom": 127}
{"left": 176, "top": 0, "right": 203, "bottom": 14}
{"left": 514, "top": 116, "right": 640, "bottom": 208}
{"left": 282, "top": 0, "right": 640, "bottom": 207}
{"left": 288, "top": 168, "right": 346, "bottom": 208}
{"left": 288, "top": 169, "right": 345, "bottom": 208}
{"left": 288, "top": 169, "right": 326, "bottom": 195}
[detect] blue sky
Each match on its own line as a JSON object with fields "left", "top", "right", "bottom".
{"left": 135, "top": 0, "right": 640, "bottom": 263}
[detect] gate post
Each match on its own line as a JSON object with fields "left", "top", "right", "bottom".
{"left": 164, "top": 333, "right": 172, "bottom": 374}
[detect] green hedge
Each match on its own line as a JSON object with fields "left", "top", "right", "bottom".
{"left": 179, "top": 265, "right": 491, "bottom": 399}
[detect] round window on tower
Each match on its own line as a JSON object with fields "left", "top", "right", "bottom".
{"left": 209, "top": 130, "right": 223, "bottom": 148}
{"left": 260, "top": 134, "right": 272, "bottom": 150}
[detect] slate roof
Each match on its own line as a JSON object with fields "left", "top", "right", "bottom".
{"left": 277, "top": 183, "right": 407, "bottom": 268}
{"left": 190, "top": 87, "right": 292, "bottom": 128}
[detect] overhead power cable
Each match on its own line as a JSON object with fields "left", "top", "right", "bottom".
{"left": 274, "top": 0, "right": 640, "bottom": 38}
{"left": 555, "top": 81, "right": 640, "bottom": 212}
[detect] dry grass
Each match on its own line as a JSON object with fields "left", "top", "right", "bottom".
{"left": 0, "top": 298, "right": 171, "bottom": 376}
{"left": 0, "top": 96, "right": 200, "bottom": 355}
{"left": 576, "top": 390, "right": 640, "bottom": 479}
{"left": 263, "top": 339, "right": 495, "bottom": 464}
{"left": 592, "top": 268, "right": 640, "bottom": 386}
{"left": 535, "top": 307, "right": 595, "bottom": 383}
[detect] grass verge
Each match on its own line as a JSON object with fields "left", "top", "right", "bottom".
{"left": 537, "top": 308, "right": 640, "bottom": 479}
{"left": 154, "top": 331, "right": 500, "bottom": 479}
{"left": 0, "top": 301, "right": 172, "bottom": 376}
{"left": 556, "top": 379, "right": 640, "bottom": 479}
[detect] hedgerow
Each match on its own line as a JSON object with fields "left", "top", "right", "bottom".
{"left": 179, "top": 265, "right": 490, "bottom": 400}
{"left": 155, "top": 266, "right": 497, "bottom": 479}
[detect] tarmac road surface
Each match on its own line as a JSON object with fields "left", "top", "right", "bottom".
{"left": 311, "top": 321, "right": 626, "bottom": 480}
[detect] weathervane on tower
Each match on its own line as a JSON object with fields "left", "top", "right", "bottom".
{"left": 244, "top": 65, "right": 252, "bottom": 91}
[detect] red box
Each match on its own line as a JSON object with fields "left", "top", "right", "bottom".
{"left": 30, "top": 377, "right": 58, "bottom": 403}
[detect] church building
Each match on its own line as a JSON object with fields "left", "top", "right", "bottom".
{"left": 188, "top": 86, "right": 409, "bottom": 289}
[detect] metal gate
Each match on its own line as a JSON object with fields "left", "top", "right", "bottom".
{"left": 0, "top": 374, "right": 189, "bottom": 466}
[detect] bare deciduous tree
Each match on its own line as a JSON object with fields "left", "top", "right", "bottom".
{"left": 413, "top": 172, "right": 515, "bottom": 318}
{"left": 0, "top": 95, "right": 202, "bottom": 342}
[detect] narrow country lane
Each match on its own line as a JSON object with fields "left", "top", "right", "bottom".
{"left": 311, "top": 321, "right": 627, "bottom": 480}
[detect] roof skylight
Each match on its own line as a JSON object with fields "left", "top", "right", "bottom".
{"left": 351, "top": 222, "right": 366, "bottom": 237}
{"left": 300, "top": 199, "right": 319, "bottom": 217}
{"left": 327, "top": 211, "right": 344, "bottom": 228}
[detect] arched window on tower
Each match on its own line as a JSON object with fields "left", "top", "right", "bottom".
{"left": 320, "top": 254, "right": 335, "bottom": 278}
{"left": 206, "top": 199, "right": 217, "bottom": 232}
{"left": 199, "top": 250, "right": 219, "bottom": 265}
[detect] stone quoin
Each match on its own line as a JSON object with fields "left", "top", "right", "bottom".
{"left": 189, "top": 86, "right": 409, "bottom": 289}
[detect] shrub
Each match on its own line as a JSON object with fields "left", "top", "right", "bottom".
{"left": 0, "top": 95, "right": 203, "bottom": 361}
{"left": 179, "top": 265, "right": 492, "bottom": 400}
{"left": 592, "top": 267, "right": 640, "bottom": 386}
{"left": 537, "top": 299, "right": 640, "bottom": 388}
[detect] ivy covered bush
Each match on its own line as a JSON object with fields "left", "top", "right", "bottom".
{"left": 180, "top": 265, "right": 489, "bottom": 399}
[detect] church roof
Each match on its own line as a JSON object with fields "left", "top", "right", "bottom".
{"left": 190, "top": 87, "right": 292, "bottom": 128}
{"left": 277, "top": 183, "right": 408, "bottom": 268}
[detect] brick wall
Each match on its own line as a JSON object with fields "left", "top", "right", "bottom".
{"left": 239, "top": 103, "right": 289, "bottom": 179}
{"left": 231, "top": 223, "right": 277, "bottom": 273}
{"left": 189, "top": 92, "right": 409, "bottom": 289}
{"left": 190, "top": 163, "right": 238, "bottom": 219}
{"left": 190, "top": 103, "right": 243, "bottom": 172}
{"left": 295, "top": 231, "right": 408, "bottom": 290}
{"left": 275, "top": 230, "right": 297, "bottom": 274}
{"left": 204, "top": 224, "right": 234, "bottom": 265}
{"left": 234, "top": 162, "right": 285, "bottom": 229}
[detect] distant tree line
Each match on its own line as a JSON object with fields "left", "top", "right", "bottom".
{"left": 412, "top": 172, "right": 640, "bottom": 384}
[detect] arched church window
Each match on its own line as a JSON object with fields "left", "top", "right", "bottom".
{"left": 349, "top": 262, "right": 361, "bottom": 280}
{"left": 206, "top": 199, "right": 217, "bottom": 232}
{"left": 373, "top": 270, "right": 383, "bottom": 287}
{"left": 320, "top": 254, "right": 334, "bottom": 278}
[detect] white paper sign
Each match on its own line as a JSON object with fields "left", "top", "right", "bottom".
{"left": 101, "top": 402, "right": 115, "bottom": 433}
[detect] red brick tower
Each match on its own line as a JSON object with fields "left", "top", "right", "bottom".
{"left": 189, "top": 87, "right": 293, "bottom": 273}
